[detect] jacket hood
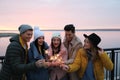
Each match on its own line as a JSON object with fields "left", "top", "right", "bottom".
{"left": 29, "top": 41, "right": 49, "bottom": 59}
{"left": 9, "top": 34, "right": 20, "bottom": 43}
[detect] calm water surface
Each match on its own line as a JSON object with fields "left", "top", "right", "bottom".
{"left": 0, "top": 30, "right": 120, "bottom": 56}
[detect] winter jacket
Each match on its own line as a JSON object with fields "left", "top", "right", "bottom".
{"left": 27, "top": 41, "right": 49, "bottom": 80}
{"left": 0, "top": 34, "right": 37, "bottom": 80}
{"left": 63, "top": 35, "right": 83, "bottom": 64}
{"left": 63, "top": 35, "right": 83, "bottom": 80}
{"left": 68, "top": 48, "right": 113, "bottom": 80}
{"left": 48, "top": 44, "right": 68, "bottom": 80}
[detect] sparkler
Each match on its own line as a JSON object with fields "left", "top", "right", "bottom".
{"left": 45, "top": 50, "right": 63, "bottom": 63}
{"left": 49, "top": 54, "right": 63, "bottom": 66}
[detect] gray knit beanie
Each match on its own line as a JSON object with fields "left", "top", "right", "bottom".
{"left": 18, "top": 24, "right": 33, "bottom": 34}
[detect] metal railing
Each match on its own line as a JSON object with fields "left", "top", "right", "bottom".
{"left": 0, "top": 56, "right": 4, "bottom": 64}
{"left": 0, "top": 48, "right": 120, "bottom": 80}
{"left": 104, "top": 48, "right": 120, "bottom": 80}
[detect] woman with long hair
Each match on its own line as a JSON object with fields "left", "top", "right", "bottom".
{"left": 62, "top": 33, "right": 113, "bottom": 80}
{"left": 27, "top": 27, "right": 50, "bottom": 80}
{"left": 48, "top": 32, "right": 68, "bottom": 80}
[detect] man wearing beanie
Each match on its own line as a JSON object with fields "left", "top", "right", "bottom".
{"left": 0, "top": 24, "right": 46, "bottom": 80}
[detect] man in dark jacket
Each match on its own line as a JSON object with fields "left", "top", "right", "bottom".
{"left": 0, "top": 24, "right": 48, "bottom": 80}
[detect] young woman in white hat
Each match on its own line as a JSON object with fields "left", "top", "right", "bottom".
{"left": 27, "top": 27, "right": 50, "bottom": 80}
{"left": 47, "top": 32, "right": 68, "bottom": 80}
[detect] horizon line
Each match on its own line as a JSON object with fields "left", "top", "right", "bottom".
{"left": 0, "top": 28, "right": 120, "bottom": 31}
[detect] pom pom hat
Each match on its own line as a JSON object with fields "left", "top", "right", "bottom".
{"left": 34, "top": 26, "right": 44, "bottom": 40}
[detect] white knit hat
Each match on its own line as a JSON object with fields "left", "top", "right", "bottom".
{"left": 52, "top": 32, "right": 61, "bottom": 39}
{"left": 34, "top": 26, "right": 44, "bottom": 40}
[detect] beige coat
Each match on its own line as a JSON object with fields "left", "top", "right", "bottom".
{"left": 63, "top": 35, "right": 83, "bottom": 80}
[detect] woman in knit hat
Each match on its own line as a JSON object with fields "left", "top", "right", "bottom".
{"left": 47, "top": 32, "right": 68, "bottom": 80}
{"left": 27, "top": 26, "right": 50, "bottom": 80}
{"left": 62, "top": 33, "right": 113, "bottom": 80}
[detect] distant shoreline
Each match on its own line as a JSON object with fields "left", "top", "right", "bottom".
{"left": 0, "top": 33, "right": 18, "bottom": 37}
{"left": 0, "top": 29, "right": 120, "bottom": 37}
{"left": 0, "top": 29, "right": 120, "bottom": 31}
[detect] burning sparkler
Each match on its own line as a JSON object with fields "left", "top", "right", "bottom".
{"left": 50, "top": 54, "right": 63, "bottom": 63}
{"left": 45, "top": 50, "right": 63, "bottom": 64}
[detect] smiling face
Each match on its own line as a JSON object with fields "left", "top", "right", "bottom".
{"left": 37, "top": 36, "right": 44, "bottom": 46}
{"left": 21, "top": 30, "right": 33, "bottom": 43}
{"left": 65, "top": 31, "right": 74, "bottom": 42}
{"left": 83, "top": 38, "right": 92, "bottom": 50}
{"left": 52, "top": 37, "right": 61, "bottom": 48}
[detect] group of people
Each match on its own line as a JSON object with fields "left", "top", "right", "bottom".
{"left": 0, "top": 24, "right": 113, "bottom": 80}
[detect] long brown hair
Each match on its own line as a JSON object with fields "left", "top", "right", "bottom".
{"left": 88, "top": 41, "right": 100, "bottom": 62}
{"left": 35, "top": 38, "right": 45, "bottom": 58}
{"left": 51, "top": 38, "right": 61, "bottom": 56}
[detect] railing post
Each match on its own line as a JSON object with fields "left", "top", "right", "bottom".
{"left": 0, "top": 56, "right": 5, "bottom": 64}
{"left": 111, "top": 50, "right": 115, "bottom": 80}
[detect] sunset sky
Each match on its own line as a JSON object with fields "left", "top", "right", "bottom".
{"left": 0, "top": 0, "right": 120, "bottom": 30}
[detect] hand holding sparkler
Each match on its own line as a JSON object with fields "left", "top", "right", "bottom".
{"left": 49, "top": 54, "right": 64, "bottom": 66}
{"left": 35, "top": 59, "right": 45, "bottom": 68}
{"left": 44, "top": 50, "right": 50, "bottom": 61}
{"left": 60, "top": 64, "right": 70, "bottom": 71}
{"left": 43, "top": 60, "right": 51, "bottom": 68}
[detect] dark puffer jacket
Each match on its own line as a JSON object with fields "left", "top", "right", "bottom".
{"left": 0, "top": 34, "right": 37, "bottom": 80}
